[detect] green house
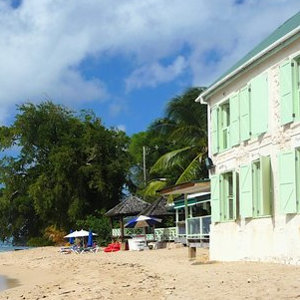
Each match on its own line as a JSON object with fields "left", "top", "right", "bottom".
{"left": 197, "top": 12, "right": 300, "bottom": 263}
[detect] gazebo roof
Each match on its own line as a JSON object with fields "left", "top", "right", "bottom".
{"left": 105, "top": 195, "right": 151, "bottom": 217}
{"left": 140, "top": 197, "right": 174, "bottom": 217}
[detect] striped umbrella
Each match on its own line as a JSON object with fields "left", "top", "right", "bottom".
{"left": 125, "top": 215, "right": 162, "bottom": 228}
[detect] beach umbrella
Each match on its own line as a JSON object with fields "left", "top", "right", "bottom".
{"left": 69, "top": 229, "right": 74, "bottom": 244}
{"left": 87, "top": 230, "right": 93, "bottom": 247}
{"left": 125, "top": 215, "right": 162, "bottom": 228}
{"left": 64, "top": 229, "right": 97, "bottom": 238}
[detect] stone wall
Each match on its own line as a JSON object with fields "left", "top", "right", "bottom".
{"left": 208, "top": 38, "right": 300, "bottom": 264}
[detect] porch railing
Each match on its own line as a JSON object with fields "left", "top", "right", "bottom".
{"left": 186, "top": 215, "right": 211, "bottom": 240}
{"left": 112, "top": 227, "right": 176, "bottom": 241}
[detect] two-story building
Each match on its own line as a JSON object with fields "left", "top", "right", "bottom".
{"left": 197, "top": 12, "right": 300, "bottom": 263}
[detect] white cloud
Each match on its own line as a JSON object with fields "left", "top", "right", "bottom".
{"left": 109, "top": 102, "right": 124, "bottom": 118}
{"left": 125, "top": 56, "right": 187, "bottom": 91}
{"left": 116, "top": 124, "right": 126, "bottom": 132}
{"left": 0, "top": 0, "right": 298, "bottom": 120}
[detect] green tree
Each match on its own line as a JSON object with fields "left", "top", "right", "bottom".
{"left": 149, "top": 87, "right": 207, "bottom": 188}
{"left": 128, "top": 130, "right": 175, "bottom": 196}
{"left": 0, "top": 102, "right": 130, "bottom": 242}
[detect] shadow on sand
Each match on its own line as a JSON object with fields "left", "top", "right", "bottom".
{"left": 0, "top": 275, "right": 20, "bottom": 292}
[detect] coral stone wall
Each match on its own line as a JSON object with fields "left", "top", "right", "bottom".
{"left": 208, "top": 39, "right": 300, "bottom": 264}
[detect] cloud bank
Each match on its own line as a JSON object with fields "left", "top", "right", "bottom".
{"left": 0, "top": 0, "right": 298, "bottom": 122}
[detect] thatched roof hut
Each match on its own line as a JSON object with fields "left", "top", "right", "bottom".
{"left": 105, "top": 195, "right": 150, "bottom": 217}
{"left": 105, "top": 195, "right": 151, "bottom": 243}
{"left": 140, "top": 197, "right": 174, "bottom": 217}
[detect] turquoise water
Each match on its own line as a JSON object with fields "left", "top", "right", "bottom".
{"left": 0, "top": 241, "right": 28, "bottom": 253}
{"left": 0, "top": 245, "right": 15, "bottom": 253}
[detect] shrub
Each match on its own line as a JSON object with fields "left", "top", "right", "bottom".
{"left": 44, "top": 225, "right": 66, "bottom": 245}
{"left": 27, "top": 237, "right": 54, "bottom": 247}
{"left": 76, "top": 210, "right": 111, "bottom": 246}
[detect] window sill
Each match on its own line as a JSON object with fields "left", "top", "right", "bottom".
{"left": 245, "top": 215, "right": 272, "bottom": 219}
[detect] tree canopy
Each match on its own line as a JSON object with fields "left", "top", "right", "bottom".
{"left": 0, "top": 102, "right": 130, "bottom": 242}
{"left": 128, "top": 87, "right": 208, "bottom": 200}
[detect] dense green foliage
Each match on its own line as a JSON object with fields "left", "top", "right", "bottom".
{"left": 0, "top": 87, "right": 207, "bottom": 243}
{"left": 76, "top": 210, "right": 111, "bottom": 246}
{"left": 128, "top": 130, "right": 176, "bottom": 196}
{"left": 27, "top": 236, "right": 54, "bottom": 247}
{"left": 150, "top": 87, "right": 207, "bottom": 184}
{"left": 129, "top": 87, "right": 208, "bottom": 199}
{"left": 0, "top": 102, "right": 130, "bottom": 243}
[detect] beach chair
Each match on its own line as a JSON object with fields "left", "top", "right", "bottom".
{"left": 104, "top": 242, "right": 120, "bottom": 252}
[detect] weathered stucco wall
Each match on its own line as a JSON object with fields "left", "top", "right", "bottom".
{"left": 208, "top": 38, "right": 300, "bottom": 264}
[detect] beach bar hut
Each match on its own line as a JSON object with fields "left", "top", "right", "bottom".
{"left": 105, "top": 195, "right": 150, "bottom": 244}
{"left": 159, "top": 179, "right": 210, "bottom": 259}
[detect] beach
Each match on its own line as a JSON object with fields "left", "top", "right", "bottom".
{"left": 0, "top": 246, "right": 299, "bottom": 299}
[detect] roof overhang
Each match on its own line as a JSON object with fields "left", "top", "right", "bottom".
{"left": 196, "top": 26, "right": 300, "bottom": 104}
{"left": 158, "top": 180, "right": 210, "bottom": 196}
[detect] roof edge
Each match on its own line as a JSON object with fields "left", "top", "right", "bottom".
{"left": 196, "top": 25, "right": 300, "bottom": 104}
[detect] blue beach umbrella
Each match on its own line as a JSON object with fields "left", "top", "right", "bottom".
{"left": 69, "top": 229, "right": 74, "bottom": 244}
{"left": 125, "top": 215, "right": 162, "bottom": 228}
{"left": 87, "top": 230, "right": 93, "bottom": 247}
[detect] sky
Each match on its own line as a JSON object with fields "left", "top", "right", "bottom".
{"left": 0, "top": 0, "right": 299, "bottom": 135}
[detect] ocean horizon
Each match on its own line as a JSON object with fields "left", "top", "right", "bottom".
{"left": 0, "top": 242, "right": 28, "bottom": 253}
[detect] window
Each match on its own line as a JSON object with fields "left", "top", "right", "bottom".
{"left": 239, "top": 156, "right": 271, "bottom": 218}
{"left": 221, "top": 172, "right": 235, "bottom": 220}
{"left": 278, "top": 149, "right": 300, "bottom": 214}
{"left": 219, "top": 101, "right": 230, "bottom": 151}
{"left": 210, "top": 72, "right": 268, "bottom": 154}
{"left": 210, "top": 171, "right": 237, "bottom": 223}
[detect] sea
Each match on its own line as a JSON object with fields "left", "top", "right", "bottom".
{"left": 0, "top": 241, "right": 28, "bottom": 253}
{"left": 0, "top": 243, "right": 15, "bottom": 253}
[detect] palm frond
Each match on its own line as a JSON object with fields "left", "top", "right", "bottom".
{"left": 142, "top": 180, "right": 167, "bottom": 197}
{"left": 166, "top": 87, "right": 207, "bottom": 127}
{"left": 175, "top": 152, "right": 204, "bottom": 184}
{"left": 148, "top": 118, "right": 176, "bottom": 136}
{"left": 150, "top": 146, "right": 192, "bottom": 174}
{"left": 170, "top": 125, "right": 207, "bottom": 145}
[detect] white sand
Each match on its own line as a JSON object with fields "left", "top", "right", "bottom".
{"left": 0, "top": 246, "right": 299, "bottom": 299}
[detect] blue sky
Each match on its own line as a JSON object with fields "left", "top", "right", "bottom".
{"left": 0, "top": 0, "right": 299, "bottom": 135}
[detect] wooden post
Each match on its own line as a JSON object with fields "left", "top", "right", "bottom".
{"left": 120, "top": 217, "right": 124, "bottom": 243}
{"left": 110, "top": 217, "right": 113, "bottom": 242}
{"left": 188, "top": 246, "right": 196, "bottom": 260}
{"left": 184, "top": 193, "right": 188, "bottom": 237}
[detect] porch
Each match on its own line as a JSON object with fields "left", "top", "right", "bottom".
{"left": 111, "top": 226, "right": 177, "bottom": 242}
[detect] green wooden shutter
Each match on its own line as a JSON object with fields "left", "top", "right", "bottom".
{"left": 232, "top": 171, "right": 237, "bottom": 220}
{"left": 279, "top": 60, "right": 294, "bottom": 125}
{"left": 278, "top": 150, "right": 297, "bottom": 214}
{"left": 239, "top": 86, "right": 250, "bottom": 141}
{"left": 250, "top": 72, "right": 268, "bottom": 136}
{"left": 239, "top": 164, "right": 253, "bottom": 218}
{"left": 211, "top": 174, "right": 221, "bottom": 222}
{"left": 211, "top": 107, "right": 219, "bottom": 154}
{"left": 260, "top": 156, "right": 271, "bottom": 216}
{"left": 230, "top": 93, "right": 240, "bottom": 146}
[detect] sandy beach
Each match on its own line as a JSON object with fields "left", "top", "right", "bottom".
{"left": 0, "top": 246, "right": 299, "bottom": 300}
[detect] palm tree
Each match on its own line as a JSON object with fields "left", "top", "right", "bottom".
{"left": 148, "top": 87, "right": 207, "bottom": 187}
